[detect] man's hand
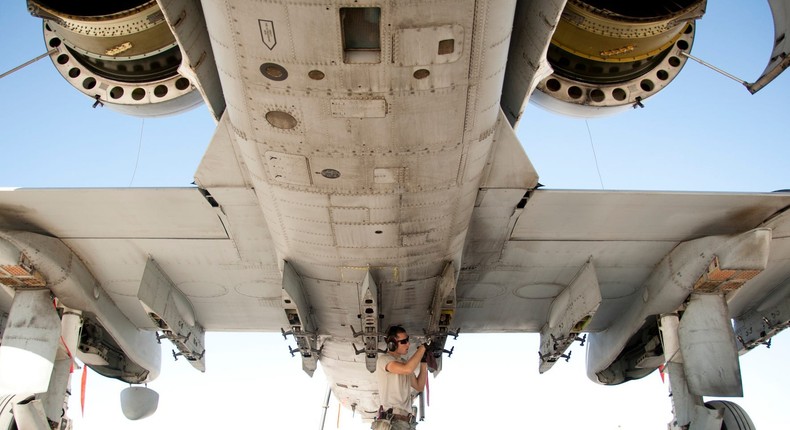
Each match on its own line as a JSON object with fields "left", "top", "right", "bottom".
{"left": 420, "top": 341, "right": 433, "bottom": 362}
{"left": 421, "top": 341, "right": 440, "bottom": 372}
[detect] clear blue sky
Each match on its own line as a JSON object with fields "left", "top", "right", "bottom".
{"left": 1, "top": 1, "right": 788, "bottom": 429}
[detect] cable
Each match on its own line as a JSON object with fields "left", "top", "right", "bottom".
{"left": 129, "top": 118, "right": 145, "bottom": 186}
{"left": 585, "top": 119, "right": 605, "bottom": 189}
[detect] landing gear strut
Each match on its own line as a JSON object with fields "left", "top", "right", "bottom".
{"left": 0, "top": 290, "right": 80, "bottom": 430}
{"left": 660, "top": 300, "right": 755, "bottom": 430}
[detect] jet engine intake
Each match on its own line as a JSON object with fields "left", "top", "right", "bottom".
{"left": 29, "top": 0, "right": 203, "bottom": 117}
{"left": 531, "top": 0, "right": 706, "bottom": 117}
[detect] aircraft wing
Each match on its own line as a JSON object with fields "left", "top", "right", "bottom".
{"left": 5, "top": 185, "right": 787, "bottom": 335}
{"left": 458, "top": 189, "right": 790, "bottom": 334}
{"left": 0, "top": 187, "right": 284, "bottom": 332}
{"left": 2, "top": 184, "right": 788, "bottom": 378}
{"left": 460, "top": 186, "right": 790, "bottom": 377}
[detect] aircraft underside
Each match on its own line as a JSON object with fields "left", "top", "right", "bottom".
{"left": 0, "top": 0, "right": 789, "bottom": 428}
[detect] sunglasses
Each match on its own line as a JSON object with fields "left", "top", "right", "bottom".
{"left": 395, "top": 336, "right": 409, "bottom": 345}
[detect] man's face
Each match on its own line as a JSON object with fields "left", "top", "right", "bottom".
{"left": 393, "top": 332, "right": 410, "bottom": 355}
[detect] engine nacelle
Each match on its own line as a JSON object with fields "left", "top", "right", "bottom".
{"left": 591, "top": 317, "right": 664, "bottom": 385}
{"left": 29, "top": 0, "right": 203, "bottom": 117}
{"left": 531, "top": 0, "right": 706, "bottom": 117}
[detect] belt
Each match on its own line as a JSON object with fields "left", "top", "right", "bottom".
{"left": 392, "top": 413, "right": 412, "bottom": 422}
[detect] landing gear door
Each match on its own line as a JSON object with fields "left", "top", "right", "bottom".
{"left": 679, "top": 293, "right": 743, "bottom": 397}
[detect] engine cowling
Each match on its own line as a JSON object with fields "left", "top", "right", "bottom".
{"left": 29, "top": 0, "right": 203, "bottom": 117}
{"left": 531, "top": 0, "right": 706, "bottom": 117}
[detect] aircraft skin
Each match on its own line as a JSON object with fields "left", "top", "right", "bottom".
{"left": 0, "top": 0, "right": 789, "bottom": 429}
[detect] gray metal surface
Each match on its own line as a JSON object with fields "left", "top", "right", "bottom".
{"left": 458, "top": 190, "right": 790, "bottom": 333}
{"left": 4, "top": 0, "right": 790, "bottom": 425}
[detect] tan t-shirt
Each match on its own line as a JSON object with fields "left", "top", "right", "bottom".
{"left": 376, "top": 354, "right": 414, "bottom": 413}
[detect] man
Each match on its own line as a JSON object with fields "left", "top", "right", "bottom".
{"left": 373, "top": 325, "right": 428, "bottom": 430}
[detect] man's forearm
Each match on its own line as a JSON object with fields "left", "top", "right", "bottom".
{"left": 415, "top": 363, "right": 428, "bottom": 392}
